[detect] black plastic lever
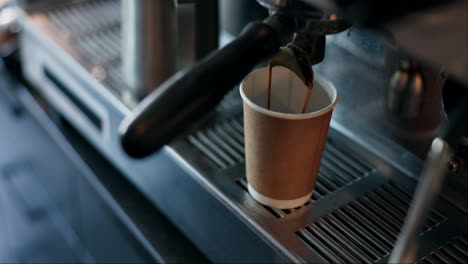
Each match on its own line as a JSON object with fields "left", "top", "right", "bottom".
{"left": 119, "top": 21, "right": 284, "bottom": 158}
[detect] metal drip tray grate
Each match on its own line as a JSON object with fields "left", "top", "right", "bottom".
{"left": 296, "top": 181, "right": 447, "bottom": 263}
{"left": 419, "top": 232, "right": 468, "bottom": 264}
{"left": 187, "top": 117, "right": 245, "bottom": 169}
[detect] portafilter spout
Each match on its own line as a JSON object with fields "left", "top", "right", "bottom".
{"left": 259, "top": 0, "right": 350, "bottom": 86}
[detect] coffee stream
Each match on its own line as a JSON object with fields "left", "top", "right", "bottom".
{"left": 267, "top": 64, "right": 273, "bottom": 110}
{"left": 267, "top": 64, "right": 314, "bottom": 114}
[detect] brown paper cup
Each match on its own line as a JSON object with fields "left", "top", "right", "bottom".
{"left": 239, "top": 66, "right": 338, "bottom": 209}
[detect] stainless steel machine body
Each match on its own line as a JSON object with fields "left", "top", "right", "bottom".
{"left": 121, "top": 0, "right": 177, "bottom": 98}
{"left": 18, "top": 0, "right": 468, "bottom": 262}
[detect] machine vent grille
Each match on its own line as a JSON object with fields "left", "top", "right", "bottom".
{"left": 296, "top": 181, "right": 447, "bottom": 263}
{"left": 419, "top": 233, "right": 468, "bottom": 264}
{"left": 45, "top": 0, "right": 124, "bottom": 94}
{"left": 46, "top": 0, "right": 120, "bottom": 37}
{"left": 74, "top": 26, "right": 121, "bottom": 67}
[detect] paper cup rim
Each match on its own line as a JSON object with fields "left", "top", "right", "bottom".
{"left": 240, "top": 68, "right": 338, "bottom": 120}
{"left": 248, "top": 184, "right": 312, "bottom": 209}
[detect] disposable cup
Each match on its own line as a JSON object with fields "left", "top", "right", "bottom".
{"left": 239, "top": 66, "right": 338, "bottom": 209}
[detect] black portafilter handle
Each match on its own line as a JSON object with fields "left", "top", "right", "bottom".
{"left": 119, "top": 18, "right": 292, "bottom": 158}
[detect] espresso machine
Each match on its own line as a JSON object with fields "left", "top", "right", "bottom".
{"left": 2, "top": 0, "right": 467, "bottom": 262}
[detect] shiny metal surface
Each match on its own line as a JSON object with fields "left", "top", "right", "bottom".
{"left": 419, "top": 232, "right": 468, "bottom": 264}
{"left": 386, "top": 1, "right": 468, "bottom": 83}
{"left": 18, "top": 1, "right": 468, "bottom": 262}
{"left": 28, "top": 0, "right": 194, "bottom": 108}
{"left": 171, "top": 118, "right": 468, "bottom": 262}
{"left": 388, "top": 61, "right": 425, "bottom": 119}
{"left": 390, "top": 138, "right": 452, "bottom": 263}
{"left": 121, "top": 0, "right": 177, "bottom": 98}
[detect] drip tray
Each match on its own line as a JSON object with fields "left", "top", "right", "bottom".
{"left": 170, "top": 115, "right": 468, "bottom": 263}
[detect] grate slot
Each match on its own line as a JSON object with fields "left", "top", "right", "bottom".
{"left": 388, "top": 181, "right": 414, "bottom": 199}
{"left": 317, "top": 220, "right": 373, "bottom": 263}
{"left": 358, "top": 196, "right": 403, "bottom": 234}
{"left": 345, "top": 203, "right": 397, "bottom": 242}
{"left": 188, "top": 135, "right": 228, "bottom": 169}
{"left": 311, "top": 192, "right": 320, "bottom": 201}
{"left": 282, "top": 209, "right": 292, "bottom": 214}
{"left": 320, "top": 158, "right": 357, "bottom": 182}
{"left": 332, "top": 211, "right": 391, "bottom": 254}
{"left": 325, "top": 143, "right": 373, "bottom": 174}
{"left": 420, "top": 233, "right": 468, "bottom": 264}
{"left": 306, "top": 224, "right": 361, "bottom": 263}
{"left": 235, "top": 178, "right": 248, "bottom": 192}
{"left": 374, "top": 188, "right": 409, "bottom": 217}
{"left": 430, "top": 251, "right": 452, "bottom": 263}
{"left": 193, "top": 131, "right": 236, "bottom": 166}
{"left": 322, "top": 153, "right": 361, "bottom": 180}
{"left": 419, "top": 233, "right": 468, "bottom": 264}
{"left": 315, "top": 177, "right": 337, "bottom": 194}
{"left": 230, "top": 119, "right": 245, "bottom": 134}
{"left": 205, "top": 130, "right": 244, "bottom": 162}
{"left": 316, "top": 173, "right": 340, "bottom": 190}
{"left": 421, "top": 257, "right": 434, "bottom": 264}
{"left": 214, "top": 126, "right": 245, "bottom": 154}
{"left": 263, "top": 206, "right": 285, "bottom": 219}
{"left": 296, "top": 230, "right": 342, "bottom": 263}
{"left": 439, "top": 247, "right": 465, "bottom": 263}
{"left": 318, "top": 169, "right": 348, "bottom": 187}
{"left": 453, "top": 234, "right": 468, "bottom": 257}
{"left": 322, "top": 150, "right": 364, "bottom": 178}
{"left": 447, "top": 243, "right": 468, "bottom": 263}
{"left": 429, "top": 209, "right": 447, "bottom": 226}
{"left": 314, "top": 182, "right": 329, "bottom": 197}
{"left": 452, "top": 242, "right": 468, "bottom": 257}
{"left": 383, "top": 183, "right": 446, "bottom": 227}
{"left": 220, "top": 122, "right": 245, "bottom": 145}
{"left": 320, "top": 162, "right": 354, "bottom": 184}
{"left": 324, "top": 215, "right": 381, "bottom": 261}
{"left": 372, "top": 188, "right": 439, "bottom": 232}
{"left": 381, "top": 184, "right": 412, "bottom": 206}
{"left": 187, "top": 118, "right": 252, "bottom": 169}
